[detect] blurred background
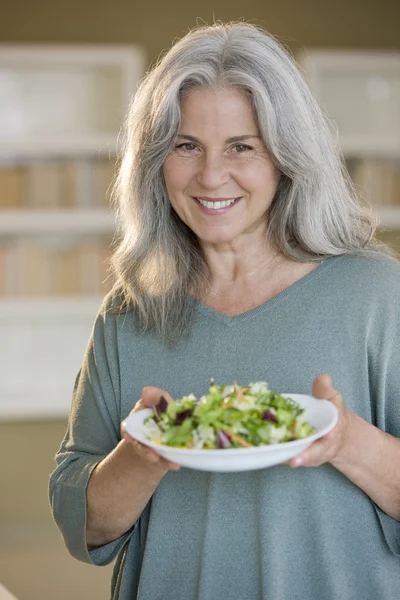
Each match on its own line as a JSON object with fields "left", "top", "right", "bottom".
{"left": 0, "top": 1, "right": 399, "bottom": 598}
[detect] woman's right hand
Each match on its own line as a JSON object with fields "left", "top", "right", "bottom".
{"left": 87, "top": 387, "right": 180, "bottom": 549}
{"left": 121, "top": 386, "right": 181, "bottom": 472}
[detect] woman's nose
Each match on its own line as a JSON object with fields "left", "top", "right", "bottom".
{"left": 196, "top": 155, "right": 230, "bottom": 190}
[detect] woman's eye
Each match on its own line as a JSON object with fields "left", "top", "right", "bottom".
{"left": 175, "top": 143, "right": 197, "bottom": 152}
{"left": 233, "top": 144, "right": 251, "bottom": 153}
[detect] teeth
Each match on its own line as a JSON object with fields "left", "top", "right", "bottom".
{"left": 198, "top": 198, "right": 236, "bottom": 209}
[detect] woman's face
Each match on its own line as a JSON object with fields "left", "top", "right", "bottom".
{"left": 163, "top": 87, "right": 280, "bottom": 249}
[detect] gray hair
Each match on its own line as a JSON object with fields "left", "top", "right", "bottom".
{"left": 111, "top": 22, "right": 386, "bottom": 343}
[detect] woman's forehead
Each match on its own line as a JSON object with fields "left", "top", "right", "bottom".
{"left": 179, "top": 87, "right": 258, "bottom": 133}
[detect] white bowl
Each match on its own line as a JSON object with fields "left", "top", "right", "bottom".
{"left": 122, "top": 393, "right": 338, "bottom": 472}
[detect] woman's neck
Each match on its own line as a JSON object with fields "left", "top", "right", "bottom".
{"left": 195, "top": 244, "right": 319, "bottom": 316}
{"left": 201, "top": 238, "right": 282, "bottom": 288}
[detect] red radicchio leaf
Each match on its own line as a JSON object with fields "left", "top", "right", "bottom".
{"left": 262, "top": 410, "right": 278, "bottom": 423}
{"left": 217, "top": 430, "right": 232, "bottom": 449}
{"left": 158, "top": 395, "right": 168, "bottom": 414}
{"left": 174, "top": 408, "right": 194, "bottom": 425}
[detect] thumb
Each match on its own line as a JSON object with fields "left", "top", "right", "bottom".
{"left": 312, "top": 374, "right": 342, "bottom": 406}
{"left": 141, "top": 386, "right": 175, "bottom": 408}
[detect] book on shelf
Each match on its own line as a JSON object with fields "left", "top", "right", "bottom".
{"left": 21, "top": 244, "right": 52, "bottom": 295}
{"left": 59, "top": 158, "right": 102, "bottom": 209}
{"left": 54, "top": 246, "right": 82, "bottom": 295}
{"left": 92, "top": 158, "right": 117, "bottom": 208}
{"left": 0, "top": 244, "right": 6, "bottom": 296}
{"left": 0, "top": 165, "right": 24, "bottom": 208}
{"left": 0, "top": 156, "right": 117, "bottom": 209}
{"left": 58, "top": 160, "right": 80, "bottom": 209}
{"left": 80, "top": 242, "right": 113, "bottom": 294}
{"left": 2, "top": 241, "right": 51, "bottom": 295}
{"left": 23, "top": 160, "right": 63, "bottom": 209}
{"left": 0, "top": 238, "right": 113, "bottom": 297}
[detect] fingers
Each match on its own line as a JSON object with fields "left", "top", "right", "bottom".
{"left": 287, "top": 374, "right": 348, "bottom": 468}
{"left": 127, "top": 386, "right": 174, "bottom": 416}
{"left": 138, "top": 388, "right": 179, "bottom": 469}
{"left": 129, "top": 398, "right": 147, "bottom": 414}
{"left": 121, "top": 424, "right": 180, "bottom": 472}
{"left": 287, "top": 426, "right": 338, "bottom": 468}
{"left": 119, "top": 386, "right": 180, "bottom": 473}
{"left": 127, "top": 435, "right": 159, "bottom": 462}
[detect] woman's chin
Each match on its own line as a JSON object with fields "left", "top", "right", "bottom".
{"left": 196, "top": 233, "right": 240, "bottom": 248}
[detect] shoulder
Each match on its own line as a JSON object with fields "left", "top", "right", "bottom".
{"left": 322, "top": 252, "right": 400, "bottom": 331}
{"left": 86, "top": 285, "right": 135, "bottom": 344}
{"left": 98, "top": 284, "right": 132, "bottom": 319}
{"left": 327, "top": 251, "right": 400, "bottom": 293}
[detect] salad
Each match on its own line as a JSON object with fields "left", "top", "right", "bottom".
{"left": 142, "top": 381, "right": 315, "bottom": 449}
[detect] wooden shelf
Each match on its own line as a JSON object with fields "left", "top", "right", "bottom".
{"left": 340, "top": 136, "right": 400, "bottom": 159}
{"left": 0, "top": 136, "right": 120, "bottom": 159}
{"left": 0, "top": 295, "right": 104, "bottom": 317}
{"left": 5, "top": 206, "right": 399, "bottom": 233}
{"left": 0, "top": 209, "right": 115, "bottom": 234}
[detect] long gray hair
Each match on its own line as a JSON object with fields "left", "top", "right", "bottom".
{"left": 111, "top": 22, "right": 384, "bottom": 343}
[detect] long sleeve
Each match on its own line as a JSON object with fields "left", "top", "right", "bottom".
{"left": 49, "top": 295, "right": 133, "bottom": 565}
{"left": 367, "top": 258, "right": 400, "bottom": 555}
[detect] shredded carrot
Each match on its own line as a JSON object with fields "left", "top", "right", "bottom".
{"left": 229, "top": 432, "right": 254, "bottom": 448}
{"left": 233, "top": 381, "right": 249, "bottom": 401}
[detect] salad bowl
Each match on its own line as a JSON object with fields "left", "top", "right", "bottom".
{"left": 122, "top": 393, "right": 338, "bottom": 472}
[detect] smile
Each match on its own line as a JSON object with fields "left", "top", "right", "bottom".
{"left": 195, "top": 197, "right": 240, "bottom": 210}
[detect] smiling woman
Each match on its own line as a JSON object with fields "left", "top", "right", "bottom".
{"left": 49, "top": 21, "right": 400, "bottom": 600}
{"left": 106, "top": 19, "right": 390, "bottom": 338}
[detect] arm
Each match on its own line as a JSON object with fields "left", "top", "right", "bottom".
{"left": 86, "top": 388, "right": 180, "bottom": 549}
{"left": 49, "top": 300, "right": 178, "bottom": 564}
{"left": 331, "top": 412, "right": 400, "bottom": 521}
{"left": 289, "top": 375, "right": 400, "bottom": 522}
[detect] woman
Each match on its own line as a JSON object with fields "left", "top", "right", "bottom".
{"left": 49, "top": 22, "right": 400, "bottom": 600}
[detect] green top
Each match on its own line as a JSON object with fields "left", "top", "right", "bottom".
{"left": 49, "top": 252, "right": 400, "bottom": 600}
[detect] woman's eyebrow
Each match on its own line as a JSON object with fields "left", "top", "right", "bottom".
{"left": 176, "top": 134, "right": 261, "bottom": 143}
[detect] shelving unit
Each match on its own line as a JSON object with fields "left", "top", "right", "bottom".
{"left": 297, "top": 50, "right": 400, "bottom": 220}
{"left": 0, "top": 43, "right": 145, "bottom": 419}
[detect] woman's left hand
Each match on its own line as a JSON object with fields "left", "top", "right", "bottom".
{"left": 287, "top": 374, "right": 355, "bottom": 468}
{"left": 287, "top": 374, "right": 400, "bottom": 521}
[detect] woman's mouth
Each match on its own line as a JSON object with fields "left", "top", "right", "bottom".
{"left": 194, "top": 197, "right": 241, "bottom": 213}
